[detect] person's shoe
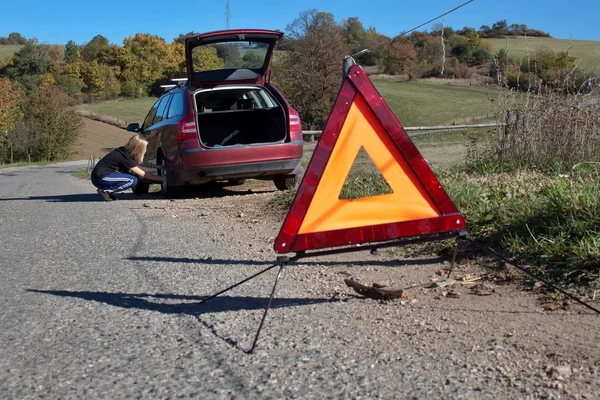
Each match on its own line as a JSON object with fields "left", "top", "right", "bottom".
{"left": 97, "top": 188, "right": 113, "bottom": 201}
{"left": 108, "top": 192, "right": 118, "bottom": 201}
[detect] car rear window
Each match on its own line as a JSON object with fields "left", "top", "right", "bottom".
{"left": 192, "top": 41, "right": 269, "bottom": 75}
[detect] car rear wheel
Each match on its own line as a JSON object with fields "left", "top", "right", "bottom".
{"left": 132, "top": 182, "right": 150, "bottom": 195}
{"left": 274, "top": 174, "right": 298, "bottom": 191}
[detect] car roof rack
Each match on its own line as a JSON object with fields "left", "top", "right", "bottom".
{"left": 160, "top": 78, "right": 188, "bottom": 92}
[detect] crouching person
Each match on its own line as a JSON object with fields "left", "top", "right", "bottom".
{"left": 91, "top": 134, "right": 165, "bottom": 201}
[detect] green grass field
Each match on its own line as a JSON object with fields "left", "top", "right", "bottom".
{"left": 80, "top": 82, "right": 497, "bottom": 130}
{"left": 81, "top": 98, "right": 158, "bottom": 125}
{"left": 0, "top": 45, "right": 23, "bottom": 61}
{"left": 81, "top": 83, "right": 496, "bottom": 128}
{"left": 373, "top": 81, "right": 495, "bottom": 126}
{"left": 489, "top": 37, "right": 600, "bottom": 75}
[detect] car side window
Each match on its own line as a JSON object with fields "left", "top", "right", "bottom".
{"left": 154, "top": 94, "right": 171, "bottom": 125}
{"left": 167, "top": 91, "right": 184, "bottom": 118}
{"left": 142, "top": 98, "right": 162, "bottom": 129}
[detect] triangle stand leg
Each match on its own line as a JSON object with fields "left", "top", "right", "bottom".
{"left": 197, "top": 263, "right": 280, "bottom": 306}
{"left": 249, "top": 257, "right": 288, "bottom": 354}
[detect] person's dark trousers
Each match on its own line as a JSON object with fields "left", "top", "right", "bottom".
{"left": 91, "top": 172, "right": 138, "bottom": 193}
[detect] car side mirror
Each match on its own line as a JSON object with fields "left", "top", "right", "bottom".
{"left": 127, "top": 123, "right": 140, "bottom": 132}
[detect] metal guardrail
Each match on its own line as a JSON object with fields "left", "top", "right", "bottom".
{"left": 301, "top": 122, "right": 502, "bottom": 139}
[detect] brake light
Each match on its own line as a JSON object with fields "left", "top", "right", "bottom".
{"left": 177, "top": 114, "right": 197, "bottom": 141}
{"left": 289, "top": 112, "right": 301, "bottom": 128}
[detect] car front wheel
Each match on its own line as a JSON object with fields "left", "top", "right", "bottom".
{"left": 274, "top": 174, "right": 298, "bottom": 191}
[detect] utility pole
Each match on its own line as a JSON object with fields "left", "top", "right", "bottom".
{"left": 225, "top": 0, "right": 231, "bottom": 29}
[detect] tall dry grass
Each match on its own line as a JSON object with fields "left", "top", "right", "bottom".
{"left": 469, "top": 60, "right": 600, "bottom": 172}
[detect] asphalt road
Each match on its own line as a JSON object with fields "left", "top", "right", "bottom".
{"left": 0, "top": 161, "right": 250, "bottom": 399}
{"left": 2, "top": 162, "right": 599, "bottom": 400}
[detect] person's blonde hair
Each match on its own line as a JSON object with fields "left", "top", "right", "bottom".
{"left": 124, "top": 134, "right": 148, "bottom": 165}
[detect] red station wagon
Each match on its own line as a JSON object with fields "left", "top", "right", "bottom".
{"left": 127, "top": 29, "right": 304, "bottom": 196}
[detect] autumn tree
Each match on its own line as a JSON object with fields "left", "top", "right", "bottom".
{"left": 271, "top": 9, "right": 350, "bottom": 129}
{"left": 0, "top": 78, "right": 25, "bottom": 163}
{"left": 116, "top": 34, "right": 176, "bottom": 97}
{"left": 381, "top": 40, "right": 418, "bottom": 76}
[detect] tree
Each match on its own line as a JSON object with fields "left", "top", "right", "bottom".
{"left": 116, "top": 34, "right": 174, "bottom": 97}
{"left": 80, "top": 59, "right": 120, "bottom": 99}
{"left": 479, "top": 25, "right": 491, "bottom": 38}
{"left": 0, "top": 78, "right": 24, "bottom": 135}
{"left": 3, "top": 44, "right": 55, "bottom": 77}
{"left": 381, "top": 40, "right": 417, "bottom": 75}
{"left": 80, "top": 35, "right": 110, "bottom": 62}
{"left": 342, "top": 17, "right": 366, "bottom": 53}
{"left": 173, "top": 32, "right": 200, "bottom": 44}
{"left": 7, "top": 32, "right": 28, "bottom": 45}
{"left": 271, "top": 9, "right": 350, "bottom": 129}
{"left": 357, "top": 27, "right": 389, "bottom": 66}
{"left": 64, "top": 40, "right": 79, "bottom": 64}
{"left": 21, "top": 87, "right": 83, "bottom": 161}
{"left": 491, "top": 20, "right": 509, "bottom": 37}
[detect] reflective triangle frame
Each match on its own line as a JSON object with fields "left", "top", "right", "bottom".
{"left": 274, "top": 65, "right": 466, "bottom": 254}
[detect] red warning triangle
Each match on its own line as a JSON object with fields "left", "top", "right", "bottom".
{"left": 274, "top": 65, "right": 466, "bottom": 254}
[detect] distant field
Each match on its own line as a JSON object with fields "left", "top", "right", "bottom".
{"left": 489, "top": 37, "right": 600, "bottom": 75}
{"left": 80, "top": 98, "right": 157, "bottom": 126}
{"left": 0, "top": 45, "right": 23, "bottom": 60}
{"left": 81, "top": 83, "right": 496, "bottom": 129}
{"left": 372, "top": 81, "right": 495, "bottom": 126}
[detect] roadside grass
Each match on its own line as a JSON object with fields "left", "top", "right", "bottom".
{"left": 73, "top": 168, "right": 91, "bottom": 180}
{"left": 79, "top": 98, "right": 157, "bottom": 126}
{"left": 488, "top": 37, "right": 600, "bottom": 75}
{"left": 0, "top": 160, "right": 53, "bottom": 169}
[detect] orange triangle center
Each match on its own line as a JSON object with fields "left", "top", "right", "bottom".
{"left": 298, "top": 94, "right": 441, "bottom": 235}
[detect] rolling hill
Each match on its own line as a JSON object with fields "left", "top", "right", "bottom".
{"left": 489, "top": 37, "right": 600, "bottom": 75}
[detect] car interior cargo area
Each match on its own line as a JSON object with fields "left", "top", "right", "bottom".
{"left": 194, "top": 86, "right": 287, "bottom": 148}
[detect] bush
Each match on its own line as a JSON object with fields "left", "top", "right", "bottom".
{"left": 6, "top": 87, "right": 83, "bottom": 163}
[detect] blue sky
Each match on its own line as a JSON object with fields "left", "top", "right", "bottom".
{"left": 2, "top": 0, "right": 599, "bottom": 45}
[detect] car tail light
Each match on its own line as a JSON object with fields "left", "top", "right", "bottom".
{"left": 177, "top": 113, "right": 197, "bottom": 141}
{"left": 288, "top": 108, "right": 302, "bottom": 140}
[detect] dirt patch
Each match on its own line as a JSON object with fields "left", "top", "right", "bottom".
{"left": 72, "top": 118, "right": 131, "bottom": 160}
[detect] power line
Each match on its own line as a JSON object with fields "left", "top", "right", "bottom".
{"left": 352, "top": 0, "right": 476, "bottom": 58}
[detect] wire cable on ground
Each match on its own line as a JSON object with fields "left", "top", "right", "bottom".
{"left": 461, "top": 237, "right": 600, "bottom": 315}
{"left": 352, "top": 0, "right": 476, "bottom": 57}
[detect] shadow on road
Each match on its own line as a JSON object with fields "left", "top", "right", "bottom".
{"left": 0, "top": 184, "right": 275, "bottom": 203}
{"left": 27, "top": 289, "right": 330, "bottom": 316}
{"left": 127, "top": 255, "right": 446, "bottom": 267}
{"left": 0, "top": 193, "right": 102, "bottom": 202}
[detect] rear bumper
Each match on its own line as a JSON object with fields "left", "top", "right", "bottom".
{"left": 169, "top": 143, "right": 303, "bottom": 185}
